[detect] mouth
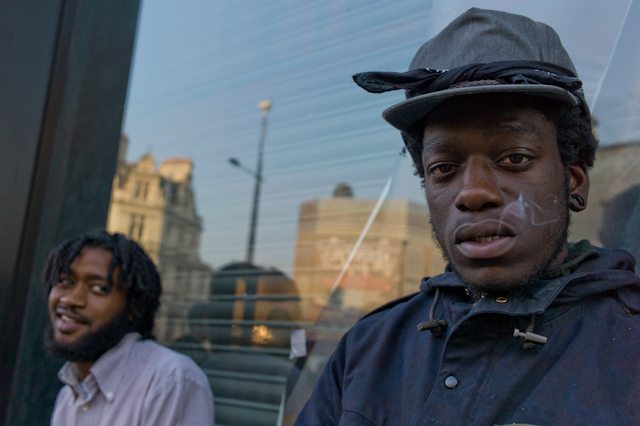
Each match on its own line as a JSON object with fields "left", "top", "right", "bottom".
{"left": 453, "top": 220, "right": 517, "bottom": 259}
{"left": 54, "top": 308, "right": 88, "bottom": 333}
{"left": 60, "top": 314, "right": 80, "bottom": 324}
{"left": 469, "top": 235, "right": 505, "bottom": 243}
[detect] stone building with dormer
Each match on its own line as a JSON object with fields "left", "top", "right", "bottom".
{"left": 107, "top": 135, "right": 212, "bottom": 339}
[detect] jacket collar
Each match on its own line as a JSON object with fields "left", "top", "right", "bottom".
{"left": 419, "top": 240, "right": 635, "bottom": 317}
{"left": 539, "top": 239, "right": 599, "bottom": 280}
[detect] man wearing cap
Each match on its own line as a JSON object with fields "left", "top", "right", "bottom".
{"left": 295, "top": 8, "right": 640, "bottom": 425}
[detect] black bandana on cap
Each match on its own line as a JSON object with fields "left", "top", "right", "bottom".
{"left": 353, "top": 60, "right": 587, "bottom": 116}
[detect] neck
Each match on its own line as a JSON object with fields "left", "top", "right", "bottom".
{"left": 547, "top": 242, "right": 570, "bottom": 271}
{"left": 74, "top": 361, "right": 95, "bottom": 381}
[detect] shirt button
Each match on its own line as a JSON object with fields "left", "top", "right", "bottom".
{"left": 82, "top": 404, "right": 89, "bottom": 411}
{"left": 106, "top": 392, "right": 114, "bottom": 400}
{"left": 444, "top": 376, "right": 458, "bottom": 389}
{"left": 496, "top": 296, "right": 508, "bottom": 303}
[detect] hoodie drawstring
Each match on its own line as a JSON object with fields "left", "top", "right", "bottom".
{"left": 514, "top": 314, "right": 547, "bottom": 349}
{"left": 417, "top": 290, "right": 549, "bottom": 347}
{"left": 417, "top": 288, "right": 447, "bottom": 337}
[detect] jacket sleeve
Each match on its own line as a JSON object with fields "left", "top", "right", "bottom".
{"left": 293, "top": 333, "right": 349, "bottom": 426}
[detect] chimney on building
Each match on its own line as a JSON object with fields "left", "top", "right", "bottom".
{"left": 333, "top": 183, "right": 354, "bottom": 198}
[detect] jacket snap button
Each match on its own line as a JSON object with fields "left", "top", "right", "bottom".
{"left": 496, "top": 296, "right": 508, "bottom": 303}
{"left": 444, "top": 376, "right": 458, "bottom": 389}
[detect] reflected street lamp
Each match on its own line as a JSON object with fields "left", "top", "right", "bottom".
{"left": 228, "top": 158, "right": 264, "bottom": 182}
{"left": 229, "top": 100, "right": 271, "bottom": 264}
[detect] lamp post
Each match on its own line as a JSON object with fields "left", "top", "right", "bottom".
{"left": 228, "top": 158, "right": 263, "bottom": 182}
{"left": 230, "top": 100, "right": 271, "bottom": 264}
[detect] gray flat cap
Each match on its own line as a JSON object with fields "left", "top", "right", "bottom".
{"left": 381, "top": 8, "right": 584, "bottom": 132}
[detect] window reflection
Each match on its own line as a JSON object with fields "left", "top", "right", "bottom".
{"left": 574, "top": 141, "right": 640, "bottom": 261}
{"left": 113, "top": 1, "right": 640, "bottom": 424}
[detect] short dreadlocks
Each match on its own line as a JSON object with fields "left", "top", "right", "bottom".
{"left": 43, "top": 230, "right": 161, "bottom": 339}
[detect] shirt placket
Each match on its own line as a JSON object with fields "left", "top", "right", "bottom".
{"left": 73, "top": 375, "right": 105, "bottom": 425}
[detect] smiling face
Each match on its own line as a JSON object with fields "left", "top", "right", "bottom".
{"left": 422, "top": 95, "right": 588, "bottom": 293}
{"left": 48, "top": 247, "right": 128, "bottom": 354}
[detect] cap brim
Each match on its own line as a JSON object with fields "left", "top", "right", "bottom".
{"left": 382, "top": 84, "right": 579, "bottom": 133}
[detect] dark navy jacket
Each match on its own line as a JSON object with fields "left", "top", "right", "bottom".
{"left": 295, "top": 244, "right": 640, "bottom": 425}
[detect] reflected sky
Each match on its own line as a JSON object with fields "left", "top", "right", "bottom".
{"left": 122, "top": 0, "right": 639, "bottom": 272}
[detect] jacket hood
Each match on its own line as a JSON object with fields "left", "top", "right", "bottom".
{"left": 554, "top": 246, "right": 636, "bottom": 302}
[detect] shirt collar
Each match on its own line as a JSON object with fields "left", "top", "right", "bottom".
{"left": 58, "top": 362, "right": 84, "bottom": 399}
{"left": 90, "top": 332, "right": 141, "bottom": 402}
{"left": 56, "top": 332, "right": 141, "bottom": 403}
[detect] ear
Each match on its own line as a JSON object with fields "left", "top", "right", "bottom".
{"left": 568, "top": 162, "right": 589, "bottom": 212}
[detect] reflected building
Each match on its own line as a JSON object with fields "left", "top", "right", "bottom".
{"left": 106, "top": 134, "right": 212, "bottom": 340}
{"left": 293, "top": 183, "right": 446, "bottom": 319}
{"left": 572, "top": 140, "right": 640, "bottom": 259}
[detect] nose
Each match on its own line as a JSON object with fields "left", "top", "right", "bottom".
{"left": 59, "top": 283, "right": 87, "bottom": 307}
{"left": 454, "top": 157, "right": 504, "bottom": 211}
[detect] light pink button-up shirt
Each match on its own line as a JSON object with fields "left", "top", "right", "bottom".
{"left": 51, "top": 333, "right": 214, "bottom": 426}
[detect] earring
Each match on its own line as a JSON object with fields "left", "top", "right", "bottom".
{"left": 570, "top": 194, "right": 585, "bottom": 211}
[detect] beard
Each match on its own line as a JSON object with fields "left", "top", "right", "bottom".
{"left": 429, "top": 197, "right": 572, "bottom": 295}
{"left": 455, "top": 220, "right": 569, "bottom": 294}
{"left": 45, "top": 308, "right": 133, "bottom": 363}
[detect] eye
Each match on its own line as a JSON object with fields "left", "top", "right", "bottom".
{"left": 500, "top": 154, "right": 531, "bottom": 165}
{"left": 56, "top": 277, "right": 73, "bottom": 287}
{"left": 90, "top": 284, "right": 109, "bottom": 295}
{"left": 429, "top": 164, "right": 459, "bottom": 176}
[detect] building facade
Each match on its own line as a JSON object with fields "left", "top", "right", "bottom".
{"left": 106, "top": 135, "right": 212, "bottom": 340}
{"left": 293, "top": 184, "right": 447, "bottom": 320}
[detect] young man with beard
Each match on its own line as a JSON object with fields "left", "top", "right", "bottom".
{"left": 295, "top": 8, "right": 640, "bottom": 426}
{"left": 45, "top": 230, "right": 214, "bottom": 425}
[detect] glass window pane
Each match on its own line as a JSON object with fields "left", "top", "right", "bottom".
{"left": 109, "top": 1, "right": 640, "bottom": 424}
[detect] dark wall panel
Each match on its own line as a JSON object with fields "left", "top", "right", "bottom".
{"left": 0, "top": 0, "right": 65, "bottom": 420}
{"left": 0, "top": 0, "right": 141, "bottom": 424}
